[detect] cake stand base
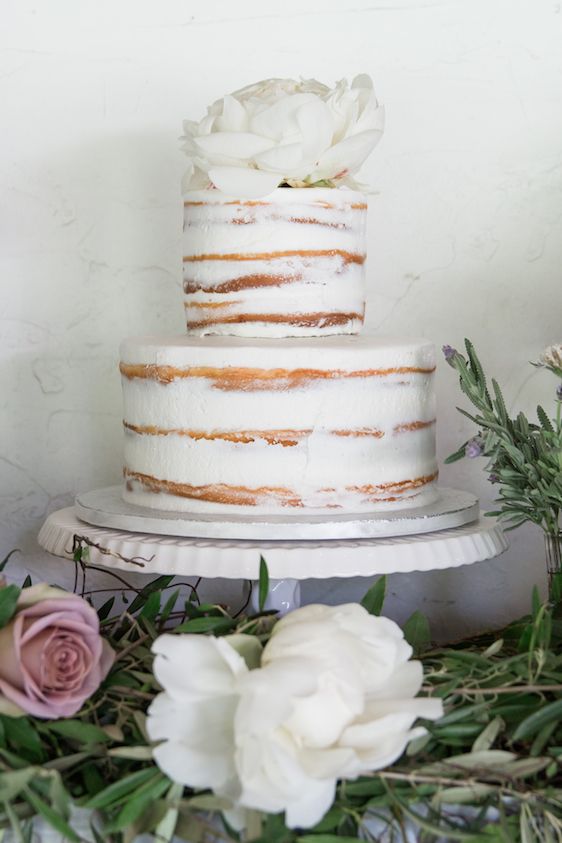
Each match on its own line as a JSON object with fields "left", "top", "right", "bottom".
{"left": 75, "top": 485, "right": 479, "bottom": 541}
{"left": 38, "top": 507, "right": 507, "bottom": 613}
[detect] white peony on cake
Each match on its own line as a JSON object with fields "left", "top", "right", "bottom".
{"left": 120, "top": 75, "right": 440, "bottom": 516}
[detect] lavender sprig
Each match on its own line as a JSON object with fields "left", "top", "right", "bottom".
{"left": 444, "top": 339, "right": 562, "bottom": 536}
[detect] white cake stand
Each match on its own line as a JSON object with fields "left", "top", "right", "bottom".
{"left": 38, "top": 494, "right": 507, "bottom": 613}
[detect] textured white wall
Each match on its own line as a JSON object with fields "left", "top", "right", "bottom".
{"left": 2, "top": 0, "right": 561, "bottom": 639}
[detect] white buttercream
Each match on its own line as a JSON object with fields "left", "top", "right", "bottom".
{"left": 120, "top": 334, "right": 438, "bottom": 514}
{"left": 182, "top": 188, "right": 367, "bottom": 338}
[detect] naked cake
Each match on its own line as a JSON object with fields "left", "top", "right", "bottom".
{"left": 120, "top": 75, "right": 440, "bottom": 515}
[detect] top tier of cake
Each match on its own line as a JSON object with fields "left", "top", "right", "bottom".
{"left": 182, "top": 187, "right": 367, "bottom": 339}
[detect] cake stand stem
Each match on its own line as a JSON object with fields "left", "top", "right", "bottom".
{"left": 250, "top": 578, "right": 302, "bottom": 615}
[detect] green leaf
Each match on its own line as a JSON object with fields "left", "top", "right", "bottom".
{"left": 45, "top": 720, "right": 111, "bottom": 745}
{"left": 107, "top": 746, "right": 153, "bottom": 760}
{"left": 549, "top": 571, "right": 562, "bottom": 605}
{"left": 159, "top": 589, "right": 180, "bottom": 626}
{"left": 466, "top": 339, "right": 488, "bottom": 393}
{"left": 139, "top": 589, "right": 162, "bottom": 623}
{"left": 127, "top": 575, "right": 174, "bottom": 615}
{"left": 472, "top": 716, "right": 504, "bottom": 752}
{"left": 0, "top": 585, "right": 21, "bottom": 629}
{"left": 403, "top": 610, "right": 431, "bottom": 654}
{"left": 298, "top": 836, "right": 362, "bottom": 843}
{"left": 103, "top": 773, "right": 169, "bottom": 833}
{"left": 173, "top": 616, "right": 236, "bottom": 634}
{"left": 258, "top": 555, "right": 270, "bottom": 612}
{"left": 433, "top": 783, "right": 496, "bottom": 804}
{"left": 491, "top": 378, "right": 509, "bottom": 424}
{"left": 154, "top": 782, "right": 183, "bottom": 843}
{"left": 24, "top": 787, "right": 80, "bottom": 843}
{"left": 0, "top": 768, "right": 36, "bottom": 802}
{"left": 1, "top": 716, "right": 44, "bottom": 762}
{"left": 444, "top": 443, "right": 469, "bottom": 464}
{"left": 185, "top": 794, "right": 233, "bottom": 811}
{"left": 97, "top": 596, "right": 115, "bottom": 621}
{"left": 537, "top": 405, "right": 554, "bottom": 432}
{"left": 83, "top": 767, "right": 158, "bottom": 809}
{"left": 512, "top": 698, "right": 562, "bottom": 741}
{"left": 311, "top": 807, "right": 347, "bottom": 832}
{"left": 360, "top": 576, "right": 386, "bottom": 616}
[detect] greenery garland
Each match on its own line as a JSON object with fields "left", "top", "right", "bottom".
{"left": 0, "top": 549, "right": 561, "bottom": 843}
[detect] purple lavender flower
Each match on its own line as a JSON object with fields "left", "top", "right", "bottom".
{"left": 489, "top": 473, "right": 499, "bottom": 484}
{"left": 442, "top": 345, "right": 457, "bottom": 361}
{"left": 557, "top": 382, "right": 562, "bottom": 401}
{"left": 465, "top": 437, "right": 484, "bottom": 459}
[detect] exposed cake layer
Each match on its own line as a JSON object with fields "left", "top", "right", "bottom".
{"left": 182, "top": 187, "right": 367, "bottom": 338}
{"left": 120, "top": 335, "right": 438, "bottom": 514}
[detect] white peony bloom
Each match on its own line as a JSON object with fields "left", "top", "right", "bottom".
{"left": 147, "top": 633, "right": 262, "bottom": 798}
{"left": 181, "top": 75, "right": 385, "bottom": 198}
{"left": 147, "top": 604, "right": 443, "bottom": 830}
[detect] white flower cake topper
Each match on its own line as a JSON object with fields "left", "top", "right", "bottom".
{"left": 147, "top": 604, "right": 443, "bottom": 829}
{"left": 182, "top": 75, "right": 385, "bottom": 199}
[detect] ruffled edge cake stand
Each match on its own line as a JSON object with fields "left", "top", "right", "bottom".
{"left": 38, "top": 486, "right": 508, "bottom": 613}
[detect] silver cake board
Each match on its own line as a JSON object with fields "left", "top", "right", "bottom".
{"left": 74, "top": 485, "right": 479, "bottom": 542}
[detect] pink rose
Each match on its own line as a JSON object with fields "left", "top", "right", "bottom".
{"left": 0, "top": 584, "right": 115, "bottom": 719}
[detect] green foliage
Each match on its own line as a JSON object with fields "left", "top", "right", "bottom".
{"left": 444, "top": 339, "right": 562, "bottom": 538}
{"left": 403, "top": 609, "right": 431, "bottom": 655}
{"left": 0, "top": 567, "right": 560, "bottom": 842}
{"left": 360, "top": 575, "right": 386, "bottom": 616}
{"left": 258, "top": 555, "right": 270, "bottom": 612}
{"left": 0, "top": 585, "right": 21, "bottom": 629}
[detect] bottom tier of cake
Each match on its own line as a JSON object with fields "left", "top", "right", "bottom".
{"left": 119, "top": 334, "right": 439, "bottom": 514}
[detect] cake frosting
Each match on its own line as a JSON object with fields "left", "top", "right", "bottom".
{"left": 120, "top": 335, "right": 438, "bottom": 514}
{"left": 183, "top": 188, "right": 367, "bottom": 338}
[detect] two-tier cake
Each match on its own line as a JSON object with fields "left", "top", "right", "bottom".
{"left": 119, "top": 75, "right": 439, "bottom": 516}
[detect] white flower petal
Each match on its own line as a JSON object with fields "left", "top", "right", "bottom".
{"left": 314, "top": 129, "right": 383, "bottom": 179}
{"left": 298, "top": 745, "right": 358, "bottom": 779}
{"left": 147, "top": 692, "right": 235, "bottom": 750}
{"left": 237, "top": 729, "right": 337, "bottom": 828}
{"left": 153, "top": 738, "right": 237, "bottom": 791}
{"left": 284, "top": 778, "right": 337, "bottom": 829}
{"left": 362, "top": 657, "right": 422, "bottom": 699}
{"left": 182, "top": 165, "right": 211, "bottom": 192}
{"left": 147, "top": 688, "right": 240, "bottom": 791}
{"left": 250, "top": 93, "right": 316, "bottom": 141}
{"left": 214, "top": 94, "right": 248, "bottom": 133}
{"left": 208, "top": 166, "right": 281, "bottom": 198}
{"left": 151, "top": 634, "right": 246, "bottom": 700}
{"left": 362, "top": 693, "right": 444, "bottom": 722}
{"left": 236, "top": 657, "right": 319, "bottom": 735}
{"left": 193, "top": 131, "right": 273, "bottom": 161}
{"left": 285, "top": 670, "right": 363, "bottom": 747}
{"left": 254, "top": 142, "right": 311, "bottom": 175}
{"left": 295, "top": 98, "right": 334, "bottom": 160}
{"left": 352, "top": 73, "right": 373, "bottom": 91}
{"left": 224, "top": 634, "right": 263, "bottom": 670}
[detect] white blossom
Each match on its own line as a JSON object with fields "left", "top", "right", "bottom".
{"left": 182, "top": 76, "right": 385, "bottom": 198}
{"left": 539, "top": 344, "right": 562, "bottom": 370}
{"left": 147, "top": 604, "right": 442, "bottom": 829}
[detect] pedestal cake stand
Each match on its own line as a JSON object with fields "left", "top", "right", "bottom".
{"left": 38, "top": 485, "right": 508, "bottom": 613}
